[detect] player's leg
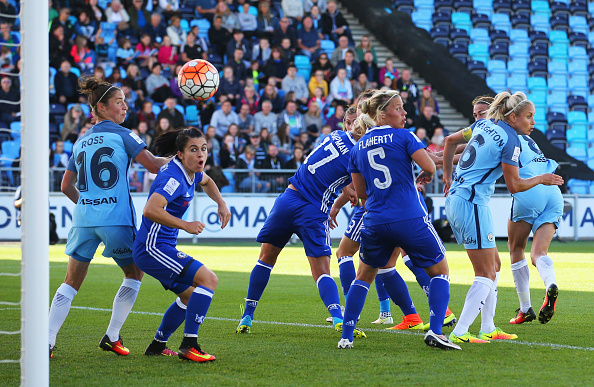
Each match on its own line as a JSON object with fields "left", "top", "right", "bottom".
{"left": 339, "top": 261, "right": 376, "bottom": 348}
{"left": 531, "top": 223, "right": 558, "bottom": 324}
{"left": 308, "top": 255, "right": 345, "bottom": 327}
{"left": 507, "top": 219, "right": 536, "bottom": 324}
{"left": 144, "top": 295, "right": 186, "bottom": 356}
{"left": 335, "top": 235, "right": 359, "bottom": 299}
{"left": 371, "top": 248, "right": 398, "bottom": 325}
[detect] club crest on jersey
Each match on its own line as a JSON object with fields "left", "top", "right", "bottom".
{"left": 488, "top": 233, "right": 495, "bottom": 242}
{"left": 177, "top": 251, "right": 188, "bottom": 259}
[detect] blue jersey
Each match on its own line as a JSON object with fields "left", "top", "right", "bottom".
{"left": 288, "top": 130, "right": 357, "bottom": 214}
{"left": 450, "top": 119, "right": 521, "bottom": 205}
{"left": 136, "top": 158, "right": 203, "bottom": 246}
{"left": 348, "top": 125, "right": 427, "bottom": 226}
{"left": 67, "top": 120, "right": 146, "bottom": 228}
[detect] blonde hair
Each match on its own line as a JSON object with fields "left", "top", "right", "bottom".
{"left": 358, "top": 89, "right": 400, "bottom": 125}
{"left": 486, "top": 91, "right": 533, "bottom": 122}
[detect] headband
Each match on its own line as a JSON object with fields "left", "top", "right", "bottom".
{"left": 93, "top": 85, "right": 116, "bottom": 111}
{"left": 378, "top": 91, "right": 399, "bottom": 111}
{"left": 504, "top": 99, "right": 529, "bottom": 117}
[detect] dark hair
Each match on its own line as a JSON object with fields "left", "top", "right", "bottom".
{"left": 78, "top": 76, "right": 121, "bottom": 112}
{"left": 153, "top": 127, "right": 205, "bottom": 157}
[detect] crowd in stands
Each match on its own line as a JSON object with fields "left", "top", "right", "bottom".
{"left": 0, "top": 0, "right": 448, "bottom": 192}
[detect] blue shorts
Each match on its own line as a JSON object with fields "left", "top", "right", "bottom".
{"left": 65, "top": 226, "right": 135, "bottom": 267}
{"left": 446, "top": 195, "right": 495, "bottom": 250}
{"left": 511, "top": 185, "right": 563, "bottom": 233}
{"left": 360, "top": 216, "right": 446, "bottom": 269}
{"left": 257, "top": 188, "right": 331, "bottom": 258}
{"left": 344, "top": 206, "right": 365, "bottom": 243}
{"left": 133, "top": 240, "right": 203, "bottom": 294}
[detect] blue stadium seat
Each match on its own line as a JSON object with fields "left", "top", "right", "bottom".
{"left": 568, "top": 32, "right": 588, "bottom": 49}
{"left": 450, "top": 28, "right": 470, "bottom": 45}
{"left": 433, "top": 11, "right": 453, "bottom": 28}
{"left": 547, "top": 111, "right": 568, "bottom": 131}
{"left": 320, "top": 39, "right": 335, "bottom": 55}
{"left": 507, "top": 73, "right": 527, "bottom": 92}
{"left": 550, "top": 15, "right": 569, "bottom": 33}
{"left": 489, "top": 43, "right": 509, "bottom": 62}
{"left": 487, "top": 59, "right": 507, "bottom": 75}
{"left": 529, "top": 30, "right": 549, "bottom": 46}
{"left": 491, "top": 14, "right": 511, "bottom": 35}
{"left": 527, "top": 76, "right": 547, "bottom": 91}
{"left": 548, "top": 75, "right": 567, "bottom": 93}
{"left": 566, "top": 178, "right": 589, "bottom": 194}
{"left": 467, "top": 60, "right": 487, "bottom": 79}
{"left": 511, "top": 13, "right": 530, "bottom": 31}
{"left": 152, "top": 104, "right": 162, "bottom": 116}
{"left": 589, "top": 95, "right": 594, "bottom": 111}
{"left": 394, "top": 0, "right": 415, "bottom": 14}
{"left": 531, "top": 0, "right": 551, "bottom": 16}
{"left": 549, "top": 30, "right": 569, "bottom": 47}
{"left": 549, "top": 44, "right": 568, "bottom": 62}
{"left": 471, "top": 13, "right": 491, "bottom": 30}
{"left": 470, "top": 28, "right": 490, "bottom": 46}
{"left": 546, "top": 128, "right": 566, "bottom": 141}
{"left": 548, "top": 60, "right": 567, "bottom": 77}
{"left": 548, "top": 91, "right": 568, "bottom": 115}
{"left": 549, "top": 137, "right": 567, "bottom": 150}
{"left": 550, "top": 1, "right": 570, "bottom": 18}
{"left": 492, "top": 0, "right": 512, "bottom": 15}
{"left": 190, "top": 19, "right": 211, "bottom": 39}
{"left": 568, "top": 60, "right": 588, "bottom": 76}
{"left": 453, "top": 0, "right": 473, "bottom": 13}
{"left": 486, "top": 73, "right": 506, "bottom": 91}
{"left": 435, "top": 0, "right": 454, "bottom": 13}
{"left": 529, "top": 44, "right": 548, "bottom": 61}
{"left": 414, "top": 0, "right": 434, "bottom": 11}
{"left": 412, "top": 9, "right": 433, "bottom": 24}
{"left": 508, "top": 58, "right": 529, "bottom": 77}
{"left": 534, "top": 106, "right": 547, "bottom": 122}
{"left": 566, "top": 128, "right": 587, "bottom": 146}
{"left": 180, "top": 19, "right": 190, "bottom": 33}
{"left": 568, "top": 111, "right": 588, "bottom": 127}
{"left": 530, "top": 13, "right": 550, "bottom": 34}
{"left": 490, "top": 29, "right": 510, "bottom": 46}
{"left": 588, "top": 129, "right": 594, "bottom": 146}
{"left": 186, "top": 104, "right": 199, "bottom": 125}
{"left": 527, "top": 90, "right": 547, "bottom": 107}
{"left": 449, "top": 42, "right": 469, "bottom": 63}
{"left": 568, "top": 46, "right": 588, "bottom": 61}
{"left": 431, "top": 27, "right": 451, "bottom": 46}
{"left": 568, "top": 16, "right": 588, "bottom": 34}
{"left": 468, "top": 43, "right": 489, "bottom": 63}
{"left": 568, "top": 76, "right": 589, "bottom": 98}
{"left": 509, "top": 42, "right": 529, "bottom": 61}
{"left": 451, "top": 12, "right": 472, "bottom": 33}
{"left": 510, "top": 29, "right": 530, "bottom": 44}
{"left": 567, "top": 95, "right": 588, "bottom": 113}
{"left": 527, "top": 59, "right": 547, "bottom": 78}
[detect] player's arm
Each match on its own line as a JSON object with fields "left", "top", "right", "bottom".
{"left": 329, "top": 186, "right": 353, "bottom": 229}
{"left": 199, "top": 174, "right": 231, "bottom": 229}
{"left": 501, "top": 163, "right": 564, "bottom": 194}
{"left": 135, "top": 149, "right": 172, "bottom": 174}
{"left": 442, "top": 129, "right": 470, "bottom": 196}
{"left": 411, "top": 148, "right": 436, "bottom": 186}
{"left": 351, "top": 172, "right": 367, "bottom": 207}
{"left": 61, "top": 169, "right": 80, "bottom": 204}
{"left": 143, "top": 192, "right": 205, "bottom": 235}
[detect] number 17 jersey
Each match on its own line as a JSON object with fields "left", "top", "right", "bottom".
{"left": 67, "top": 120, "right": 147, "bottom": 228}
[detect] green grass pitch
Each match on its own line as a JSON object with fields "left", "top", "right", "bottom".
{"left": 0, "top": 241, "right": 593, "bottom": 386}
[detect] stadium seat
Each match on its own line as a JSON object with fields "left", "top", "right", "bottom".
{"left": 489, "top": 43, "right": 509, "bottom": 62}
{"left": 568, "top": 76, "right": 589, "bottom": 98}
{"left": 450, "top": 28, "right": 470, "bottom": 45}
{"left": 527, "top": 76, "right": 547, "bottom": 91}
{"left": 486, "top": 73, "right": 506, "bottom": 91}
{"left": 529, "top": 30, "right": 549, "bottom": 47}
{"left": 527, "top": 89, "right": 547, "bottom": 107}
{"left": 435, "top": 0, "right": 455, "bottom": 13}
{"left": 548, "top": 91, "right": 569, "bottom": 115}
{"left": 548, "top": 60, "right": 567, "bottom": 77}
{"left": 152, "top": 104, "right": 162, "bottom": 116}
{"left": 449, "top": 43, "right": 469, "bottom": 64}
{"left": 549, "top": 30, "right": 569, "bottom": 47}
{"left": 568, "top": 111, "right": 588, "bottom": 128}
{"left": 569, "top": 46, "right": 588, "bottom": 61}
{"left": 467, "top": 60, "right": 487, "bottom": 79}
{"left": 487, "top": 59, "right": 507, "bottom": 75}
{"left": 294, "top": 55, "right": 311, "bottom": 68}
{"left": 453, "top": 0, "right": 473, "bottom": 13}
{"left": 550, "top": 1, "right": 570, "bottom": 18}
{"left": 548, "top": 75, "right": 567, "bottom": 92}
{"left": 510, "top": 29, "right": 530, "bottom": 45}
{"left": 588, "top": 129, "right": 594, "bottom": 145}
{"left": 527, "top": 60, "right": 547, "bottom": 78}
{"left": 414, "top": 0, "right": 434, "bottom": 11}
{"left": 512, "top": 0, "right": 531, "bottom": 13}
{"left": 394, "top": 0, "right": 415, "bottom": 13}
{"left": 547, "top": 111, "right": 568, "bottom": 131}
{"left": 470, "top": 28, "right": 490, "bottom": 46}
{"left": 568, "top": 32, "right": 589, "bottom": 49}
{"left": 468, "top": 43, "right": 489, "bottom": 63}
{"left": 531, "top": 0, "right": 551, "bottom": 16}
{"left": 190, "top": 19, "right": 211, "bottom": 39}
{"left": 433, "top": 11, "right": 452, "bottom": 28}
{"left": 549, "top": 44, "right": 568, "bottom": 62}
{"left": 507, "top": 74, "right": 527, "bottom": 92}
{"left": 567, "top": 95, "right": 588, "bottom": 113}
{"left": 451, "top": 12, "right": 472, "bottom": 33}
{"left": 511, "top": 13, "right": 531, "bottom": 31}
{"left": 9, "top": 121, "right": 20, "bottom": 139}
{"left": 1, "top": 140, "right": 20, "bottom": 185}
{"left": 508, "top": 58, "right": 528, "bottom": 77}
{"left": 569, "top": 17, "right": 589, "bottom": 34}
{"left": 568, "top": 60, "right": 588, "bottom": 77}
{"left": 529, "top": 44, "right": 548, "bottom": 62}
{"left": 534, "top": 106, "right": 547, "bottom": 123}
{"left": 471, "top": 13, "right": 491, "bottom": 30}
{"left": 566, "top": 178, "right": 589, "bottom": 194}
{"left": 492, "top": 0, "right": 512, "bottom": 15}
{"left": 550, "top": 15, "right": 569, "bottom": 33}
{"left": 431, "top": 27, "right": 451, "bottom": 46}
{"left": 546, "top": 128, "right": 566, "bottom": 141}
{"left": 530, "top": 13, "right": 550, "bottom": 34}
{"left": 549, "top": 137, "right": 567, "bottom": 150}
{"left": 320, "top": 40, "right": 335, "bottom": 55}
{"left": 509, "top": 43, "right": 529, "bottom": 61}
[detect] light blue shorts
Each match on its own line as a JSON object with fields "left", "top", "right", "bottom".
{"left": 511, "top": 185, "right": 563, "bottom": 233}
{"left": 446, "top": 195, "right": 496, "bottom": 250}
{"left": 65, "top": 226, "right": 135, "bottom": 267}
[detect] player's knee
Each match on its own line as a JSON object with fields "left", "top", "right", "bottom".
{"left": 195, "top": 270, "right": 218, "bottom": 290}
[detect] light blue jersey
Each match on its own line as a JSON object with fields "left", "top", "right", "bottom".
{"left": 517, "top": 135, "right": 559, "bottom": 177}
{"left": 67, "top": 120, "right": 146, "bottom": 228}
{"left": 348, "top": 125, "right": 427, "bottom": 226}
{"left": 288, "top": 130, "right": 357, "bottom": 214}
{"left": 450, "top": 119, "right": 521, "bottom": 205}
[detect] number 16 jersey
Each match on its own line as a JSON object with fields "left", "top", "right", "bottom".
{"left": 66, "top": 120, "right": 147, "bottom": 228}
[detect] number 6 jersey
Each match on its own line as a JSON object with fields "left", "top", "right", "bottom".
{"left": 66, "top": 120, "right": 147, "bottom": 228}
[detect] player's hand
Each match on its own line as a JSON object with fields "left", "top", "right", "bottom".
{"left": 426, "top": 149, "right": 443, "bottom": 169}
{"left": 218, "top": 203, "right": 231, "bottom": 229}
{"left": 416, "top": 170, "right": 434, "bottom": 185}
{"left": 540, "top": 173, "right": 564, "bottom": 186}
{"left": 184, "top": 221, "right": 205, "bottom": 235}
{"left": 329, "top": 206, "right": 339, "bottom": 229}
{"left": 443, "top": 174, "right": 452, "bottom": 197}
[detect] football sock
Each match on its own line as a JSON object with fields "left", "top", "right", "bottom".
{"left": 342, "top": 280, "right": 370, "bottom": 341}
{"left": 106, "top": 278, "right": 141, "bottom": 342}
{"left": 511, "top": 259, "right": 532, "bottom": 312}
{"left": 402, "top": 255, "right": 430, "bottom": 297}
{"left": 317, "top": 274, "right": 343, "bottom": 319}
{"left": 338, "top": 255, "right": 356, "bottom": 297}
{"left": 243, "top": 260, "right": 273, "bottom": 319}
{"left": 48, "top": 283, "right": 77, "bottom": 348}
{"left": 452, "top": 276, "right": 493, "bottom": 336}
{"left": 428, "top": 275, "right": 450, "bottom": 335}
{"left": 184, "top": 286, "right": 214, "bottom": 337}
{"left": 481, "top": 272, "right": 499, "bottom": 333}
{"left": 377, "top": 268, "right": 416, "bottom": 316}
{"left": 374, "top": 277, "right": 391, "bottom": 313}
{"left": 155, "top": 297, "right": 187, "bottom": 342}
{"left": 535, "top": 255, "right": 556, "bottom": 290}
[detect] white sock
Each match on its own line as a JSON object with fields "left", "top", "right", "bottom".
{"left": 452, "top": 277, "right": 493, "bottom": 336}
{"left": 535, "top": 255, "right": 556, "bottom": 290}
{"left": 49, "top": 283, "right": 78, "bottom": 348}
{"left": 481, "top": 272, "right": 499, "bottom": 333}
{"left": 106, "top": 278, "right": 141, "bottom": 342}
{"left": 511, "top": 259, "right": 531, "bottom": 312}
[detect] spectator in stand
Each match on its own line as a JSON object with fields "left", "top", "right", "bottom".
{"left": 218, "top": 65, "right": 242, "bottom": 105}
{"left": 309, "top": 86, "right": 328, "bottom": 112}
{"left": 236, "top": 144, "right": 271, "bottom": 193}
{"left": 209, "top": 15, "right": 232, "bottom": 60}
{"left": 61, "top": 104, "right": 85, "bottom": 142}
{"left": 220, "top": 133, "right": 240, "bottom": 168}
{"left": 55, "top": 60, "right": 82, "bottom": 104}
{"left": 205, "top": 125, "right": 220, "bottom": 156}
{"left": 142, "top": 13, "right": 167, "bottom": 47}
{"left": 0, "top": 0, "right": 17, "bottom": 24}
{"left": 105, "top": 0, "right": 130, "bottom": 32}
{"left": 0, "top": 46, "right": 13, "bottom": 73}
{"left": 305, "top": 0, "right": 328, "bottom": 13}
{"left": 285, "top": 145, "right": 305, "bottom": 169}
{"left": 137, "top": 100, "right": 157, "bottom": 132}
{"left": 170, "top": 64, "right": 186, "bottom": 105}
{"left": 225, "top": 123, "right": 247, "bottom": 154}
{"left": 86, "top": 0, "right": 106, "bottom": 25}
{"left": 283, "top": 0, "right": 305, "bottom": 25}
{"left": 166, "top": 15, "right": 187, "bottom": 47}
{"left": 427, "top": 127, "right": 445, "bottom": 153}
{"left": 321, "top": 0, "right": 352, "bottom": 44}
{"left": 146, "top": 63, "right": 172, "bottom": 102}
{"left": 354, "top": 35, "right": 377, "bottom": 64}
{"left": 308, "top": 70, "right": 328, "bottom": 98}
{"left": 226, "top": 29, "right": 252, "bottom": 64}
{"left": 181, "top": 32, "right": 208, "bottom": 62}
{"left": 254, "top": 100, "right": 278, "bottom": 135}
{"left": 352, "top": 72, "right": 373, "bottom": 99}
{"left": 281, "top": 64, "right": 309, "bottom": 107}
{"left": 258, "top": 143, "right": 286, "bottom": 192}
{"left": 0, "top": 76, "right": 19, "bottom": 124}
{"left": 328, "top": 67, "right": 352, "bottom": 105}
{"left": 107, "top": 68, "right": 124, "bottom": 88}
{"left": 259, "top": 127, "right": 272, "bottom": 149}
{"left": 307, "top": 5, "right": 324, "bottom": 31}
{"left": 260, "top": 78, "right": 285, "bottom": 113}
{"left": 50, "top": 8, "right": 76, "bottom": 43}
{"left": 74, "top": 9, "right": 98, "bottom": 45}
{"left": 211, "top": 99, "right": 240, "bottom": 138}
{"left": 298, "top": 15, "right": 323, "bottom": 60}
{"left": 135, "top": 33, "right": 158, "bottom": 70}
{"left": 295, "top": 131, "right": 314, "bottom": 154}
{"left": 395, "top": 69, "right": 418, "bottom": 101}
{"left": 336, "top": 49, "right": 360, "bottom": 82}
{"left": 379, "top": 75, "right": 393, "bottom": 91}
{"left": 128, "top": 0, "right": 150, "bottom": 36}
{"left": 311, "top": 53, "right": 333, "bottom": 81}
{"left": 237, "top": 2, "right": 258, "bottom": 40}
{"left": 154, "top": 116, "right": 172, "bottom": 139}
{"left": 270, "top": 122, "right": 293, "bottom": 161}
{"left": 216, "top": 1, "right": 239, "bottom": 33}
{"left": 137, "top": 120, "right": 153, "bottom": 150}
{"left": 330, "top": 35, "right": 351, "bottom": 67}
{"left": 237, "top": 103, "right": 255, "bottom": 136}
{"left": 277, "top": 100, "right": 304, "bottom": 140}
{"left": 93, "top": 65, "right": 105, "bottom": 81}
{"left": 400, "top": 86, "right": 416, "bottom": 128}
{"left": 325, "top": 102, "right": 345, "bottom": 132}
{"left": 256, "top": 0, "right": 279, "bottom": 40}
{"left": 196, "top": 0, "right": 218, "bottom": 23}
{"left": 49, "top": 25, "right": 72, "bottom": 69}
{"left": 313, "top": 124, "right": 331, "bottom": 147}
{"left": 248, "top": 131, "right": 268, "bottom": 163}
{"left": 279, "top": 37, "right": 295, "bottom": 67}
{"left": 417, "top": 85, "right": 439, "bottom": 115}
{"left": 52, "top": 140, "right": 70, "bottom": 168}
{"left": 415, "top": 105, "right": 443, "bottom": 139}
{"left": 157, "top": 35, "right": 179, "bottom": 73}
{"left": 157, "top": 0, "right": 179, "bottom": 20}
{"left": 124, "top": 63, "right": 145, "bottom": 95}
{"left": 157, "top": 97, "right": 185, "bottom": 129}
{"left": 303, "top": 100, "right": 323, "bottom": 134}
{"left": 414, "top": 127, "right": 430, "bottom": 147}
{"left": 379, "top": 57, "right": 399, "bottom": 84}
{"left": 359, "top": 51, "right": 379, "bottom": 88}
{"left": 248, "top": 60, "right": 265, "bottom": 89}
{"left": 116, "top": 37, "right": 136, "bottom": 67}
{"left": 70, "top": 35, "right": 95, "bottom": 75}
{"left": 229, "top": 48, "right": 249, "bottom": 84}
{"left": 239, "top": 86, "right": 259, "bottom": 115}
{"left": 252, "top": 37, "right": 272, "bottom": 65}
{"left": 273, "top": 17, "right": 297, "bottom": 49}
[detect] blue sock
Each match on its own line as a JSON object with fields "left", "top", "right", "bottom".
{"left": 184, "top": 286, "right": 214, "bottom": 337}
{"left": 342, "top": 280, "right": 370, "bottom": 341}
{"left": 403, "top": 255, "right": 430, "bottom": 297}
{"left": 338, "top": 256, "right": 356, "bottom": 297}
{"left": 316, "top": 274, "right": 343, "bottom": 320}
{"left": 155, "top": 297, "right": 186, "bottom": 342}
{"left": 428, "top": 275, "right": 450, "bottom": 335}
{"left": 374, "top": 277, "right": 391, "bottom": 313}
{"left": 377, "top": 268, "right": 417, "bottom": 316}
{"left": 243, "top": 260, "right": 273, "bottom": 319}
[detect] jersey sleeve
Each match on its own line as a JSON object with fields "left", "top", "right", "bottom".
{"left": 347, "top": 148, "right": 360, "bottom": 174}
{"left": 153, "top": 172, "right": 183, "bottom": 203}
{"left": 195, "top": 172, "right": 204, "bottom": 185}
{"left": 66, "top": 154, "right": 76, "bottom": 172}
{"left": 501, "top": 131, "right": 521, "bottom": 167}
{"left": 406, "top": 131, "right": 427, "bottom": 155}
{"left": 118, "top": 128, "right": 147, "bottom": 159}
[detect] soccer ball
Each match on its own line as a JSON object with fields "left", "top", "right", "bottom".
{"left": 177, "top": 59, "right": 219, "bottom": 101}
